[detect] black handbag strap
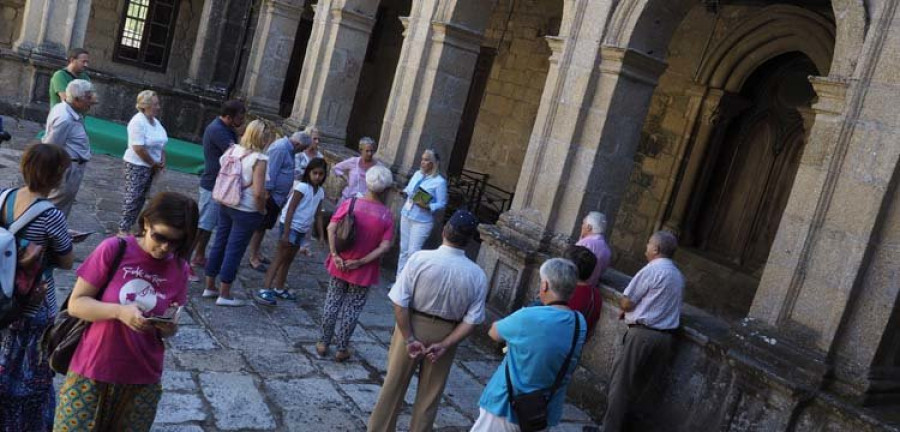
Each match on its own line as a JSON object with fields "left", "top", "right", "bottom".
{"left": 60, "top": 237, "right": 127, "bottom": 311}
{"left": 505, "top": 310, "right": 581, "bottom": 402}
{"left": 348, "top": 197, "right": 357, "bottom": 215}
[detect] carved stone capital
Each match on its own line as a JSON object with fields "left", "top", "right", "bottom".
{"left": 598, "top": 45, "right": 668, "bottom": 87}
{"left": 544, "top": 36, "right": 565, "bottom": 65}
{"left": 809, "top": 75, "right": 851, "bottom": 116}
{"left": 331, "top": 6, "right": 377, "bottom": 33}
{"left": 431, "top": 21, "right": 484, "bottom": 54}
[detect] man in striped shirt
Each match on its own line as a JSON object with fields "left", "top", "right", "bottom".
{"left": 602, "top": 231, "right": 684, "bottom": 432}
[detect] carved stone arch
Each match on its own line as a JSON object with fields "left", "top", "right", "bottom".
{"left": 603, "top": 0, "right": 695, "bottom": 60}
{"left": 698, "top": 5, "right": 835, "bottom": 92}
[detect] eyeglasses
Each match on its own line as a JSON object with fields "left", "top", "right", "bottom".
{"left": 149, "top": 230, "right": 184, "bottom": 247}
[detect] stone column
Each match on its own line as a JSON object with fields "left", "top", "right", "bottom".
{"left": 185, "top": 0, "right": 235, "bottom": 94}
{"left": 14, "top": 0, "right": 92, "bottom": 59}
{"left": 376, "top": 0, "right": 496, "bottom": 177}
{"left": 284, "top": 0, "right": 380, "bottom": 144}
{"left": 747, "top": 14, "right": 900, "bottom": 398}
{"left": 477, "top": 0, "right": 667, "bottom": 313}
{"left": 241, "top": 0, "right": 304, "bottom": 116}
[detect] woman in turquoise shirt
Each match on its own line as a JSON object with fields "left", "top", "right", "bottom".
{"left": 397, "top": 149, "right": 447, "bottom": 277}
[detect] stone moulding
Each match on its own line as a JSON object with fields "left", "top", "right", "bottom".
{"left": 330, "top": 7, "right": 377, "bottom": 34}
{"left": 544, "top": 35, "right": 565, "bottom": 64}
{"left": 809, "top": 75, "right": 852, "bottom": 116}
{"left": 598, "top": 45, "right": 668, "bottom": 87}
{"left": 430, "top": 21, "right": 484, "bottom": 54}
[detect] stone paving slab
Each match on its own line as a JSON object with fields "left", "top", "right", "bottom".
{"left": 0, "top": 116, "right": 601, "bottom": 431}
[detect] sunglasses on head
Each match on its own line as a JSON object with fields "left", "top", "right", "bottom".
{"left": 149, "top": 230, "right": 184, "bottom": 247}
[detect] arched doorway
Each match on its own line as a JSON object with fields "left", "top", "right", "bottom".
{"left": 691, "top": 53, "right": 818, "bottom": 274}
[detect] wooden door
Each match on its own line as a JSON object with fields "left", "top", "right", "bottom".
{"left": 694, "top": 53, "right": 817, "bottom": 273}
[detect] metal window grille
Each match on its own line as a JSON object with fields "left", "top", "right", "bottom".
{"left": 114, "top": 0, "right": 180, "bottom": 71}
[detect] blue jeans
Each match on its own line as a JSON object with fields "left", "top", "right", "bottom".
{"left": 205, "top": 206, "right": 263, "bottom": 283}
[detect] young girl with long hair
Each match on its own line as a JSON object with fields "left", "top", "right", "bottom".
{"left": 255, "top": 158, "right": 328, "bottom": 305}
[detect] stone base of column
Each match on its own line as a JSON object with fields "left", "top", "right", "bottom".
{"left": 246, "top": 96, "right": 283, "bottom": 119}
{"left": 476, "top": 209, "right": 561, "bottom": 314}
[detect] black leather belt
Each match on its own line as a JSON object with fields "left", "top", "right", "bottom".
{"left": 628, "top": 323, "right": 676, "bottom": 334}
{"left": 410, "top": 309, "right": 460, "bottom": 325}
{"left": 71, "top": 158, "right": 88, "bottom": 165}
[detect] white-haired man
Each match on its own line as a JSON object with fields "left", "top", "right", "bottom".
{"left": 43, "top": 79, "right": 96, "bottom": 216}
{"left": 602, "top": 231, "right": 684, "bottom": 432}
{"left": 247, "top": 130, "right": 312, "bottom": 280}
{"left": 472, "top": 258, "right": 587, "bottom": 431}
{"left": 576, "top": 211, "right": 612, "bottom": 287}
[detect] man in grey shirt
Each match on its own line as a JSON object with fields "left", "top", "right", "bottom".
{"left": 603, "top": 230, "right": 684, "bottom": 432}
{"left": 42, "top": 79, "right": 96, "bottom": 217}
{"left": 368, "top": 210, "right": 488, "bottom": 432}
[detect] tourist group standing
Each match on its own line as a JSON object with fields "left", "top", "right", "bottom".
{"left": 0, "top": 47, "right": 685, "bottom": 430}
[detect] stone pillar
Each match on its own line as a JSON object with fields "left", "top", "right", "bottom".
{"left": 14, "top": 0, "right": 92, "bottom": 59}
{"left": 477, "top": 0, "right": 668, "bottom": 313}
{"left": 748, "top": 14, "right": 900, "bottom": 398}
{"left": 284, "top": 0, "right": 380, "bottom": 144}
{"left": 376, "top": 0, "right": 496, "bottom": 177}
{"left": 241, "top": 0, "right": 304, "bottom": 116}
{"left": 185, "top": 0, "right": 235, "bottom": 94}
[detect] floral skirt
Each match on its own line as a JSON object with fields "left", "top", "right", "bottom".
{"left": 0, "top": 298, "right": 56, "bottom": 431}
{"left": 54, "top": 372, "right": 162, "bottom": 432}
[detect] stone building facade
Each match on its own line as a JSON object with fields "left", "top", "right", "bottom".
{"left": 2, "top": 0, "right": 900, "bottom": 430}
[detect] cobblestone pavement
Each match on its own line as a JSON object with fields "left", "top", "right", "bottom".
{"left": 0, "top": 115, "right": 599, "bottom": 431}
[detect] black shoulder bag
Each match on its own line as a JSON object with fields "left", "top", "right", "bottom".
{"left": 41, "top": 237, "right": 127, "bottom": 374}
{"left": 505, "top": 310, "right": 580, "bottom": 432}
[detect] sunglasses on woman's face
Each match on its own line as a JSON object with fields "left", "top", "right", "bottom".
{"left": 149, "top": 231, "right": 184, "bottom": 247}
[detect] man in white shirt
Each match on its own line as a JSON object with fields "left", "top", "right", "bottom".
{"left": 602, "top": 231, "right": 684, "bottom": 432}
{"left": 368, "top": 210, "right": 488, "bottom": 432}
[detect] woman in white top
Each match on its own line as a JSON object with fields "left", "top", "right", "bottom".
{"left": 203, "top": 119, "right": 271, "bottom": 307}
{"left": 119, "top": 90, "right": 167, "bottom": 234}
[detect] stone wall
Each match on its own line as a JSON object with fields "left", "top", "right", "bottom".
{"left": 0, "top": 0, "right": 24, "bottom": 47}
{"left": 83, "top": 0, "right": 203, "bottom": 88}
{"left": 344, "top": 0, "right": 410, "bottom": 150}
{"left": 461, "top": 0, "right": 562, "bottom": 192}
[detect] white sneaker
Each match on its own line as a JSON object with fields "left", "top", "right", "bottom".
{"left": 201, "top": 289, "right": 219, "bottom": 298}
{"left": 216, "top": 297, "right": 247, "bottom": 307}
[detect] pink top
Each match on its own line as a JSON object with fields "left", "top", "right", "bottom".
{"left": 70, "top": 236, "right": 189, "bottom": 385}
{"left": 325, "top": 198, "right": 394, "bottom": 287}
{"left": 332, "top": 157, "right": 382, "bottom": 203}
{"left": 576, "top": 233, "right": 612, "bottom": 288}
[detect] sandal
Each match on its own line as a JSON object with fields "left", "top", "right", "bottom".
{"left": 334, "top": 349, "right": 352, "bottom": 362}
{"left": 316, "top": 342, "right": 328, "bottom": 357}
{"left": 273, "top": 289, "right": 297, "bottom": 301}
{"left": 249, "top": 261, "right": 268, "bottom": 273}
{"left": 253, "top": 289, "right": 277, "bottom": 306}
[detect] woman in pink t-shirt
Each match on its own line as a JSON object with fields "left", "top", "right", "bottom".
{"left": 54, "top": 192, "right": 197, "bottom": 431}
{"left": 317, "top": 165, "right": 395, "bottom": 362}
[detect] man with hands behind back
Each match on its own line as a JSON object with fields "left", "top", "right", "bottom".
{"left": 368, "top": 210, "right": 487, "bottom": 432}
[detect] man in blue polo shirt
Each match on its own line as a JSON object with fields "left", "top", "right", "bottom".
{"left": 190, "top": 100, "right": 246, "bottom": 268}
{"left": 472, "top": 258, "right": 587, "bottom": 431}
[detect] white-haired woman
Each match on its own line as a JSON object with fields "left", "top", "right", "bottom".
{"left": 396, "top": 149, "right": 447, "bottom": 277}
{"left": 294, "top": 125, "right": 323, "bottom": 180}
{"left": 119, "top": 90, "right": 167, "bottom": 234}
{"left": 332, "top": 137, "right": 382, "bottom": 205}
{"left": 318, "top": 165, "right": 394, "bottom": 362}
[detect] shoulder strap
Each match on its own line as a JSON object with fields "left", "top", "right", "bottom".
{"left": 549, "top": 311, "right": 581, "bottom": 394}
{"left": 348, "top": 197, "right": 357, "bottom": 215}
{"left": 61, "top": 237, "right": 127, "bottom": 311}
{"left": 504, "top": 310, "right": 582, "bottom": 402}
{"left": 2, "top": 189, "right": 55, "bottom": 235}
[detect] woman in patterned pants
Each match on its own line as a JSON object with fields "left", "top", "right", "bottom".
{"left": 119, "top": 90, "right": 168, "bottom": 234}
{"left": 318, "top": 165, "right": 395, "bottom": 362}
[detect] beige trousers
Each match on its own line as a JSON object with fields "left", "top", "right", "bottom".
{"left": 368, "top": 314, "right": 458, "bottom": 432}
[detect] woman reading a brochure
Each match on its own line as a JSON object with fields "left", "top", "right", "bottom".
{"left": 396, "top": 149, "right": 448, "bottom": 277}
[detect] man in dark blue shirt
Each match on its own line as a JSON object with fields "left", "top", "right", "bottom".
{"left": 191, "top": 100, "right": 246, "bottom": 268}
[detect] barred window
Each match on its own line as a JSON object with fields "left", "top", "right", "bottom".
{"left": 114, "top": 0, "right": 179, "bottom": 71}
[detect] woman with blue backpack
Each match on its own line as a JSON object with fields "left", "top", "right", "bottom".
{"left": 0, "top": 142, "right": 74, "bottom": 430}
